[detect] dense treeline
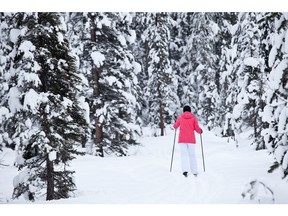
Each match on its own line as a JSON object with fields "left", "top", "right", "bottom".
{"left": 0, "top": 12, "right": 287, "bottom": 201}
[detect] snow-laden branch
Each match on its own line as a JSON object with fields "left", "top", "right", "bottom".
{"left": 0, "top": 155, "right": 8, "bottom": 167}
{"left": 266, "top": 80, "right": 288, "bottom": 105}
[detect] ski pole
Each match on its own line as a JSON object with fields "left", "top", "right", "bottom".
{"left": 170, "top": 129, "right": 177, "bottom": 172}
{"left": 200, "top": 133, "right": 206, "bottom": 172}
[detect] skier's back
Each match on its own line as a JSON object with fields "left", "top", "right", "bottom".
{"left": 173, "top": 105, "right": 202, "bottom": 177}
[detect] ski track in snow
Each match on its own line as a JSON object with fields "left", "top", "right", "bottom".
{"left": 1, "top": 128, "right": 288, "bottom": 204}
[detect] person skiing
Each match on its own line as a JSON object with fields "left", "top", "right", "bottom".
{"left": 173, "top": 105, "right": 202, "bottom": 177}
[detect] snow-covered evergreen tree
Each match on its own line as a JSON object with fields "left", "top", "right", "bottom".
{"left": 0, "top": 13, "right": 16, "bottom": 149}
{"left": 262, "top": 12, "right": 288, "bottom": 179}
{"left": 221, "top": 43, "right": 238, "bottom": 139}
{"left": 221, "top": 13, "right": 251, "bottom": 140}
{"left": 182, "top": 13, "right": 219, "bottom": 128}
{"left": 169, "top": 12, "right": 189, "bottom": 111}
{"left": 72, "top": 12, "right": 141, "bottom": 157}
{"left": 254, "top": 13, "right": 276, "bottom": 150}
{"left": 143, "top": 13, "right": 179, "bottom": 136}
{"left": 211, "top": 12, "right": 237, "bottom": 135}
{"left": 180, "top": 13, "right": 200, "bottom": 114}
{"left": 0, "top": 13, "right": 6, "bottom": 150}
{"left": 130, "top": 12, "right": 151, "bottom": 125}
{"left": 3, "top": 12, "right": 88, "bottom": 201}
{"left": 231, "top": 13, "right": 267, "bottom": 149}
{"left": 66, "top": 12, "right": 92, "bottom": 151}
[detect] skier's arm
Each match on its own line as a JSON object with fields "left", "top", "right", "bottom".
{"left": 194, "top": 117, "right": 202, "bottom": 134}
{"left": 173, "top": 117, "right": 180, "bottom": 129}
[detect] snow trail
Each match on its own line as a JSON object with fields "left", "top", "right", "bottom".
{"left": 1, "top": 127, "right": 288, "bottom": 204}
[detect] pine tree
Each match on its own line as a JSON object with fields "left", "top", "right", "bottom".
{"left": 255, "top": 12, "right": 276, "bottom": 150}
{"left": 169, "top": 12, "right": 189, "bottom": 109}
{"left": 262, "top": 13, "right": 288, "bottom": 179}
{"left": 4, "top": 12, "right": 88, "bottom": 201}
{"left": 220, "top": 13, "right": 247, "bottom": 141}
{"left": 75, "top": 12, "right": 141, "bottom": 157}
{"left": 211, "top": 12, "right": 237, "bottom": 135}
{"left": 0, "top": 13, "right": 6, "bottom": 150}
{"left": 183, "top": 13, "right": 218, "bottom": 127}
{"left": 180, "top": 13, "right": 200, "bottom": 114}
{"left": 0, "top": 13, "right": 16, "bottom": 149}
{"left": 66, "top": 12, "right": 92, "bottom": 150}
{"left": 130, "top": 12, "right": 150, "bottom": 125}
{"left": 231, "top": 13, "right": 267, "bottom": 149}
{"left": 144, "top": 13, "right": 179, "bottom": 136}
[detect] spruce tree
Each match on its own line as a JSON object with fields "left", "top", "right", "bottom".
{"left": 255, "top": 12, "right": 275, "bottom": 150}
{"left": 180, "top": 13, "right": 200, "bottom": 114}
{"left": 181, "top": 13, "right": 218, "bottom": 127}
{"left": 4, "top": 12, "right": 88, "bottom": 201}
{"left": 76, "top": 12, "right": 141, "bottom": 157}
{"left": 211, "top": 12, "right": 237, "bottom": 135}
{"left": 130, "top": 12, "right": 150, "bottom": 125}
{"left": 262, "top": 13, "right": 288, "bottom": 179}
{"left": 0, "top": 13, "right": 16, "bottom": 149}
{"left": 0, "top": 13, "right": 6, "bottom": 150}
{"left": 66, "top": 12, "right": 92, "bottom": 150}
{"left": 231, "top": 13, "right": 267, "bottom": 149}
{"left": 221, "top": 13, "right": 244, "bottom": 140}
{"left": 144, "top": 12, "right": 179, "bottom": 136}
{"left": 169, "top": 12, "right": 189, "bottom": 109}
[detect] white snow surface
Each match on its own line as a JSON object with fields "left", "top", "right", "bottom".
{"left": 127, "top": 30, "right": 136, "bottom": 44}
{"left": 117, "top": 35, "right": 127, "bottom": 47}
{"left": 23, "top": 89, "right": 48, "bottom": 114}
{"left": 18, "top": 40, "right": 36, "bottom": 59}
{"left": 243, "top": 57, "right": 261, "bottom": 68}
{"left": 7, "top": 87, "right": 22, "bottom": 114}
{"left": 1, "top": 127, "right": 288, "bottom": 213}
{"left": 9, "top": 28, "right": 21, "bottom": 43}
{"left": 132, "top": 61, "right": 141, "bottom": 74}
{"left": 91, "top": 51, "right": 105, "bottom": 67}
{"left": 48, "top": 151, "right": 57, "bottom": 161}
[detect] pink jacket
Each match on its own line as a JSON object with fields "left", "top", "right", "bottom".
{"left": 173, "top": 112, "right": 202, "bottom": 144}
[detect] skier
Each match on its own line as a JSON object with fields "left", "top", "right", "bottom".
{"left": 173, "top": 105, "right": 202, "bottom": 177}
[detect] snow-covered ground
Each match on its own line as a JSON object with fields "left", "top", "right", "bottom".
{"left": 1, "top": 127, "right": 288, "bottom": 213}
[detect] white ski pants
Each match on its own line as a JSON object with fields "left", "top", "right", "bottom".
{"left": 179, "top": 143, "right": 198, "bottom": 174}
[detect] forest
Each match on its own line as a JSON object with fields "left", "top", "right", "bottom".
{"left": 0, "top": 12, "right": 288, "bottom": 201}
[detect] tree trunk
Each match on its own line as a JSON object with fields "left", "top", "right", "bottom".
{"left": 46, "top": 157, "right": 54, "bottom": 200}
{"left": 159, "top": 98, "right": 164, "bottom": 136}
{"left": 157, "top": 80, "right": 164, "bottom": 136}
{"left": 90, "top": 13, "right": 104, "bottom": 157}
{"left": 92, "top": 65, "right": 104, "bottom": 156}
{"left": 95, "top": 117, "right": 104, "bottom": 157}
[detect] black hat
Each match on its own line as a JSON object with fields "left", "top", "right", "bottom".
{"left": 183, "top": 105, "right": 191, "bottom": 112}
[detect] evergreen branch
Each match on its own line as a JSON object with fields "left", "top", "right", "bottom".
{"left": 277, "top": 129, "right": 288, "bottom": 134}
{"left": 266, "top": 81, "right": 288, "bottom": 104}
{"left": 256, "top": 12, "right": 279, "bottom": 24}
{"left": 0, "top": 162, "right": 9, "bottom": 167}
{"left": 0, "top": 155, "right": 8, "bottom": 167}
{"left": 268, "top": 161, "right": 279, "bottom": 173}
{"left": 274, "top": 90, "right": 288, "bottom": 103}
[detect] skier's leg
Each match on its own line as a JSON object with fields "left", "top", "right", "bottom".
{"left": 187, "top": 144, "right": 198, "bottom": 175}
{"left": 179, "top": 143, "right": 189, "bottom": 174}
